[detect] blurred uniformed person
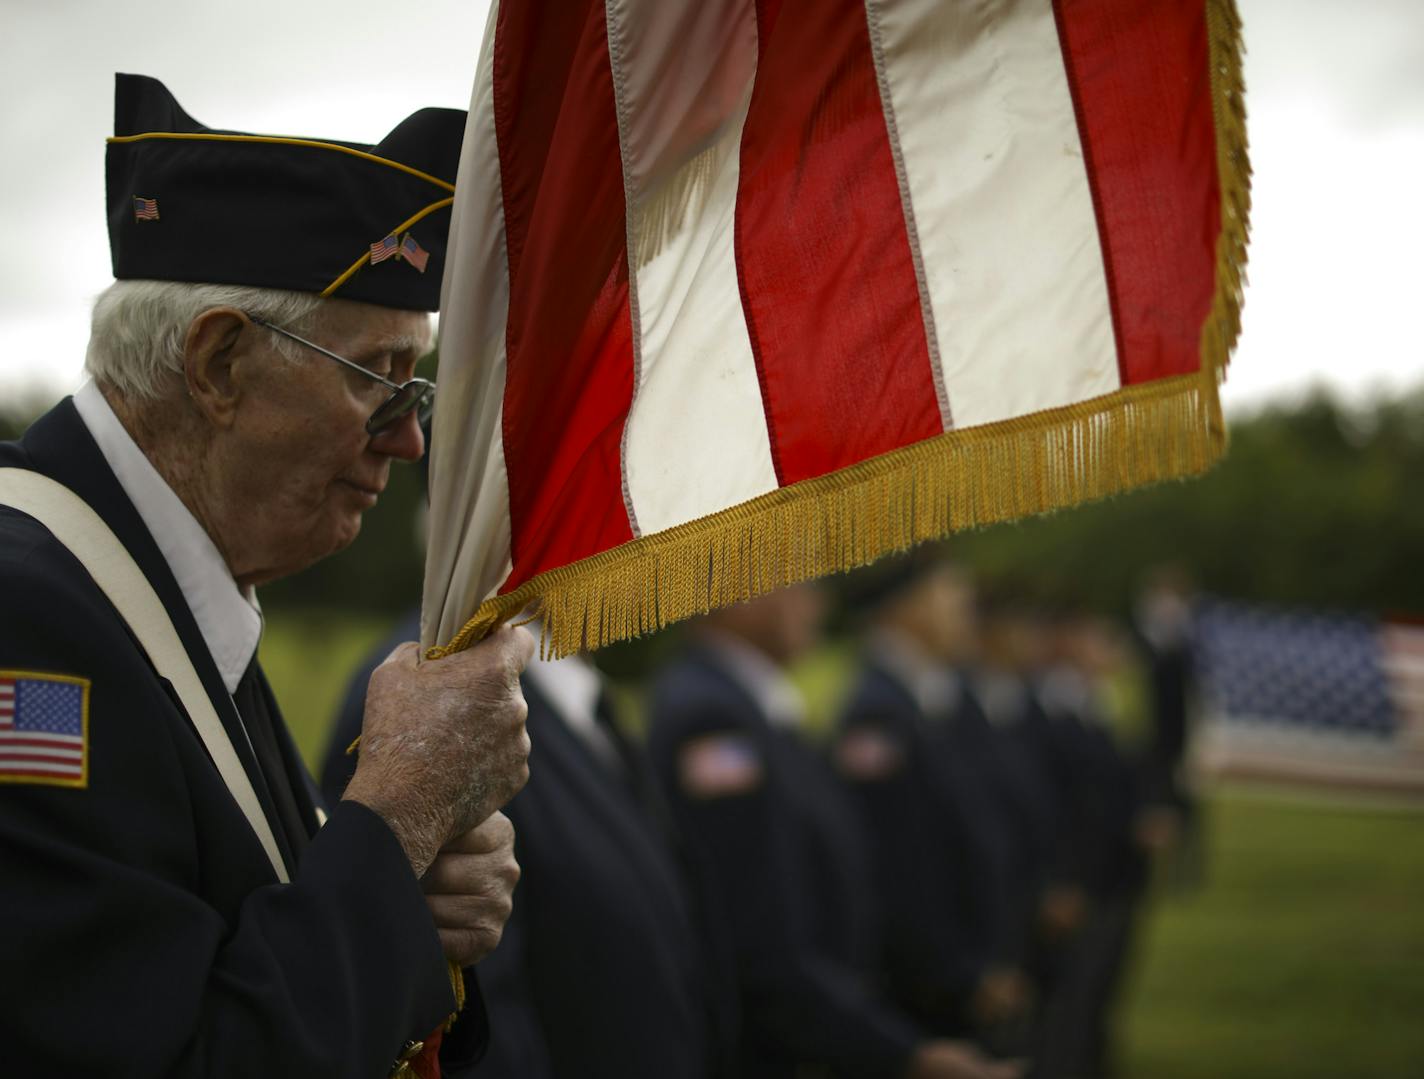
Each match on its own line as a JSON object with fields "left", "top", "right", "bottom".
{"left": 833, "top": 558, "right": 1032, "bottom": 1048}
{"left": 1034, "top": 615, "right": 1157, "bottom": 1079}
{"left": 648, "top": 584, "right": 1020, "bottom": 1079}
{"left": 322, "top": 615, "right": 739, "bottom": 1079}
{"left": 0, "top": 75, "right": 532, "bottom": 1077}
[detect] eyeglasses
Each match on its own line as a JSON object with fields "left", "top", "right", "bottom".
{"left": 248, "top": 315, "right": 436, "bottom": 435}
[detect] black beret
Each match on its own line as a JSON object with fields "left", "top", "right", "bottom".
{"left": 106, "top": 73, "right": 465, "bottom": 311}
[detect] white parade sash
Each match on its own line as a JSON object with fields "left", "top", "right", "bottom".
{"left": 0, "top": 468, "right": 290, "bottom": 884}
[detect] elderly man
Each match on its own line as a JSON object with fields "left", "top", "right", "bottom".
{"left": 0, "top": 75, "right": 531, "bottom": 1077}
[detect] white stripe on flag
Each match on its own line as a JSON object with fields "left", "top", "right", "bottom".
{"left": 424, "top": 2, "right": 516, "bottom": 649}
{"left": 0, "top": 759, "right": 82, "bottom": 774}
{"left": 607, "top": 0, "right": 778, "bottom": 536}
{"left": 0, "top": 743, "right": 85, "bottom": 759}
{"left": 866, "top": 0, "right": 1118, "bottom": 428}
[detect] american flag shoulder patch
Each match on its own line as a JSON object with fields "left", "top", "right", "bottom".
{"left": 835, "top": 723, "right": 906, "bottom": 782}
{"left": 0, "top": 670, "right": 90, "bottom": 789}
{"left": 678, "top": 732, "right": 764, "bottom": 799}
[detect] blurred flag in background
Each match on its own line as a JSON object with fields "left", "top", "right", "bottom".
{"left": 1195, "top": 598, "right": 1424, "bottom": 792}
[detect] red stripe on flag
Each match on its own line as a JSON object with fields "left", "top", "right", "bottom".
{"left": 494, "top": 0, "right": 636, "bottom": 590}
{"left": 1052, "top": 0, "right": 1221, "bottom": 386}
{"left": 735, "top": 0, "right": 941, "bottom": 487}
{"left": 0, "top": 735, "right": 83, "bottom": 749}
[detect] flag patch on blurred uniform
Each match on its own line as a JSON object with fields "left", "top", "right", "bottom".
{"left": 835, "top": 725, "right": 905, "bottom": 781}
{"left": 0, "top": 672, "right": 90, "bottom": 788}
{"left": 131, "top": 196, "right": 159, "bottom": 221}
{"left": 678, "top": 733, "right": 763, "bottom": 798}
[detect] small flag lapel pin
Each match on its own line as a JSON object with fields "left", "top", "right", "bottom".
{"left": 132, "top": 197, "right": 160, "bottom": 221}
{"left": 399, "top": 232, "right": 429, "bottom": 273}
{"left": 370, "top": 233, "right": 400, "bottom": 264}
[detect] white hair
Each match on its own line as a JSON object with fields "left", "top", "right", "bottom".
{"left": 85, "top": 279, "right": 329, "bottom": 401}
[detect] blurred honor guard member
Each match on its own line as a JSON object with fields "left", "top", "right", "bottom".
{"left": 458, "top": 642, "right": 735, "bottom": 1079}
{"left": 0, "top": 75, "right": 533, "bottom": 1078}
{"left": 648, "top": 587, "right": 1018, "bottom": 1079}
{"left": 834, "top": 559, "right": 1031, "bottom": 1046}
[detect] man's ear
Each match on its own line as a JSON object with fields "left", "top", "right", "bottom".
{"left": 183, "top": 307, "right": 252, "bottom": 429}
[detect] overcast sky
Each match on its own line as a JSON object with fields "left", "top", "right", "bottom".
{"left": 1, "top": 0, "right": 1421, "bottom": 414}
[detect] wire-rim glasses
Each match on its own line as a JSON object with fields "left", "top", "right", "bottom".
{"left": 248, "top": 314, "right": 436, "bottom": 435}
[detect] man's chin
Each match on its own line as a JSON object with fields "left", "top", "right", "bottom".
{"left": 301, "top": 514, "right": 365, "bottom": 572}
{"left": 332, "top": 512, "right": 365, "bottom": 554}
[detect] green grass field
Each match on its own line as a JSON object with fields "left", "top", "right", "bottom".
{"left": 259, "top": 608, "right": 393, "bottom": 766}
{"left": 1119, "top": 789, "right": 1424, "bottom": 1079}
{"left": 262, "top": 611, "right": 1424, "bottom": 1078}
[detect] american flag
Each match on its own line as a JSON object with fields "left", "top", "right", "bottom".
{"left": 369, "top": 233, "right": 399, "bottom": 264}
{"left": 0, "top": 673, "right": 89, "bottom": 787}
{"left": 399, "top": 232, "right": 429, "bottom": 273}
{"left": 419, "top": 0, "right": 1248, "bottom": 658}
{"left": 1195, "top": 599, "right": 1424, "bottom": 740}
{"left": 132, "top": 196, "right": 159, "bottom": 221}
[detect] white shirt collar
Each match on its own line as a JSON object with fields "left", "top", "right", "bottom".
{"left": 525, "top": 645, "right": 602, "bottom": 737}
{"left": 699, "top": 629, "right": 806, "bottom": 729}
{"left": 73, "top": 381, "right": 263, "bottom": 693}
{"left": 524, "top": 637, "right": 622, "bottom": 769}
{"left": 866, "top": 626, "right": 962, "bottom": 720}
{"left": 973, "top": 669, "right": 1032, "bottom": 728}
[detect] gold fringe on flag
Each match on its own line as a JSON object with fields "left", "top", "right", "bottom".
{"left": 430, "top": 0, "right": 1251, "bottom": 663}
{"left": 1203, "top": 0, "right": 1252, "bottom": 383}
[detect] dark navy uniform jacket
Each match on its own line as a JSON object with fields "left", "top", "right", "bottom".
{"left": 1034, "top": 675, "right": 1147, "bottom": 902}
{"left": 322, "top": 627, "right": 738, "bottom": 1079}
{"left": 0, "top": 401, "right": 483, "bottom": 1077}
{"left": 648, "top": 642, "right": 921, "bottom": 1079}
{"left": 961, "top": 676, "right": 1062, "bottom": 962}
{"left": 833, "top": 658, "right": 1005, "bottom": 1034}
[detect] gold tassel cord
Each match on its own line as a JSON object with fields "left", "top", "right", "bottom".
{"left": 429, "top": 0, "right": 1251, "bottom": 663}
{"left": 445, "top": 958, "right": 466, "bottom": 1025}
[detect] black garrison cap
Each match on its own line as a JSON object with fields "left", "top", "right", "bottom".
{"left": 106, "top": 73, "right": 465, "bottom": 311}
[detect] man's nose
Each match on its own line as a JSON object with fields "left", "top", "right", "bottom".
{"left": 370, "top": 409, "right": 425, "bottom": 462}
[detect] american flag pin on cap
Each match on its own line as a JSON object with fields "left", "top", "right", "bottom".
{"left": 370, "top": 233, "right": 400, "bottom": 264}
{"left": 399, "top": 232, "right": 429, "bottom": 273}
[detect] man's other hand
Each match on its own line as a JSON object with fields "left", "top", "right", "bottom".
{"left": 422, "top": 813, "right": 520, "bottom": 967}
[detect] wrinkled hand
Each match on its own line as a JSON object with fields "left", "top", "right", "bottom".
{"left": 422, "top": 812, "right": 520, "bottom": 966}
{"left": 343, "top": 625, "right": 534, "bottom": 875}
{"left": 908, "top": 1041, "right": 1025, "bottom": 1079}
{"left": 970, "top": 967, "right": 1032, "bottom": 1027}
